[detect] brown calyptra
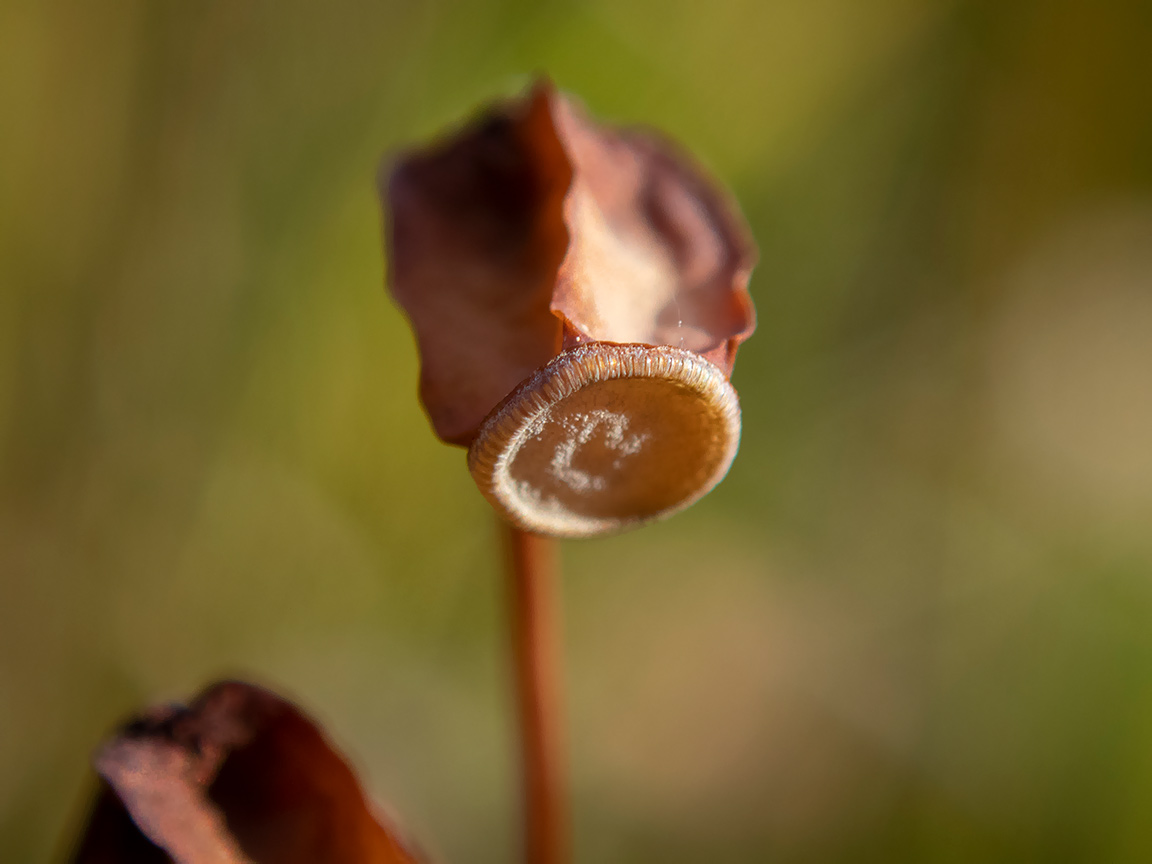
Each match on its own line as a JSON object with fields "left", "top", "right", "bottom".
{"left": 70, "top": 681, "right": 422, "bottom": 864}
{"left": 385, "top": 79, "right": 756, "bottom": 536}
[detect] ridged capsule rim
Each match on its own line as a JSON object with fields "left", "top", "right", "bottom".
{"left": 467, "top": 342, "right": 742, "bottom": 537}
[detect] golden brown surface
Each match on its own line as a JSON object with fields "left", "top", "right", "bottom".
{"left": 469, "top": 343, "right": 739, "bottom": 536}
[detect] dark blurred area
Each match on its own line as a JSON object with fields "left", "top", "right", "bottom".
{"left": 2, "top": 1, "right": 1151, "bottom": 862}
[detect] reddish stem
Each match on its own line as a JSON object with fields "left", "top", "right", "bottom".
{"left": 504, "top": 524, "right": 569, "bottom": 864}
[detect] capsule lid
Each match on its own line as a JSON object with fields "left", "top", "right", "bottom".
{"left": 468, "top": 343, "right": 741, "bottom": 537}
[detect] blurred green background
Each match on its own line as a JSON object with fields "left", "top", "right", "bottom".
{"left": 3, "top": 0, "right": 1152, "bottom": 861}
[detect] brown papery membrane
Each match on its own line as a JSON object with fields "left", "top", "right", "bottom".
{"left": 70, "top": 681, "right": 423, "bottom": 864}
{"left": 549, "top": 96, "right": 756, "bottom": 372}
{"left": 384, "top": 79, "right": 755, "bottom": 447}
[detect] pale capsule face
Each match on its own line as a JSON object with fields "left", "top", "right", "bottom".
{"left": 468, "top": 343, "right": 741, "bottom": 537}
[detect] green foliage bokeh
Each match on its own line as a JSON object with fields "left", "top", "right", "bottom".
{"left": 2, "top": 1, "right": 1151, "bottom": 862}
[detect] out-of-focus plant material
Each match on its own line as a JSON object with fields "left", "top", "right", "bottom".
{"left": 70, "top": 681, "right": 422, "bottom": 864}
{"left": 385, "top": 79, "right": 756, "bottom": 446}
{"left": 5, "top": 1, "right": 1152, "bottom": 861}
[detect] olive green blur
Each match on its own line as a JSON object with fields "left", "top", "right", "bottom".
{"left": 3, "top": 1, "right": 1151, "bottom": 862}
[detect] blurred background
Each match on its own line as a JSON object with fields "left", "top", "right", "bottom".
{"left": 2, "top": 0, "right": 1151, "bottom": 861}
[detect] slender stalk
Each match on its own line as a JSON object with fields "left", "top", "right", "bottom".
{"left": 504, "top": 524, "right": 569, "bottom": 864}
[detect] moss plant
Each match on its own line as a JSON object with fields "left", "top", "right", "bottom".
{"left": 67, "top": 78, "right": 757, "bottom": 864}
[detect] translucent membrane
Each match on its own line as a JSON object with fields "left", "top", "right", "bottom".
{"left": 468, "top": 343, "right": 741, "bottom": 537}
